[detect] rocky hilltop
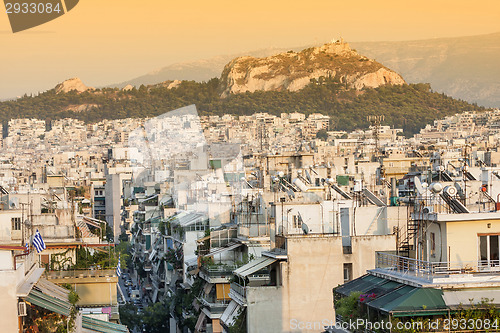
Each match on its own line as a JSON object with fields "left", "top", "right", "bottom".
{"left": 55, "top": 78, "right": 93, "bottom": 94}
{"left": 219, "top": 40, "right": 405, "bottom": 97}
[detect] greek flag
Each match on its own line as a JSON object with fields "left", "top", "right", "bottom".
{"left": 25, "top": 242, "right": 29, "bottom": 253}
{"left": 116, "top": 255, "right": 122, "bottom": 277}
{"left": 32, "top": 229, "right": 46, "bottom": 253}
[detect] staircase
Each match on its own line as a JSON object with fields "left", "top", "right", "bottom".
{"left": 397, "top": 218, "right": 419, "bottom": 258}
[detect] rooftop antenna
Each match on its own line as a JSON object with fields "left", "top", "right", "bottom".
{"left": 367, "top": 115, "right": 384, "bottom": 160}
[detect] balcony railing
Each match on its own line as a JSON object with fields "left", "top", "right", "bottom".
{"left": 376, "top": 252, "right": 500, "bottom": 282}
{"left": 201, "top": 264, "right": 239, "bottom": 277}
{"left": 197, "top": 295, "right": 231, "bottom": 313}
{"left": 230, "top": 282, "right": 246, "bottom": 298}
{"left": 46, "top": 269, "right": 117, "bottom": 279}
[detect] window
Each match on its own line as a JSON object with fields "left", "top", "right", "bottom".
{"left": 479, "top": 234, "right": 500, "bottom": 266}
{"left": 11, "top": 217, "right": 21, "bottom": 231}
{"left": 343, "top": 263, "right": 353, "bottom": 282}
{"left": 293, "top": 215, "right": 302, "bottom": 229}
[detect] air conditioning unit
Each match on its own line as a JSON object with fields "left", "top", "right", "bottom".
{"left": 18, "top": 302, "right": 27, "bottom": 317}
{"left": 423, "top": 206, "right": 434, "bottom": 214}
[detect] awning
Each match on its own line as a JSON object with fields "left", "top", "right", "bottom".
{"left": 335, "top": 274, "right": 386, "bottom": 297}
{"left": 185, "top": 256, "right": 198, "bottom": 269}
{"left": 220, "top": 300, "right": 241, "bottom": 327}
{"left": 204, "top": 283, "right": 214, "bottom": 295}
{"left": 364, "top": 279, "right": 403, "bottom": 296}
{"left": 377, "top": 288, "right": 447, "bottom": 317}
{"left": 195, "top": 311, "right": 207, "bottom": 332}
{"left": 149, "top": 249, "right": 157, "bottom": 261}
{"left": 140, "top": 194, "right": 158, "bottom": 203}
{"left": 172, "top": 211, "right": 207, "bottom": 227}
{"left": 33, "top": 278, "right": 70, "bottom": 301}
{"left": 367, "top": 285, "right": 416, "bottom": 312}
{"left": 234, "top": 257, "right": 276, "bottom": 278}
{"left": 17, "top": 268, "right": 45, "bottom": 297}
{"left": 152, "top": 289, "right": 159, "bottom": 303}
{"left": 25, "top": 289, "right": 71, "bottom": 316}
{"left": 203, "top": 242, "right": 242, "bottom": 257}
{"left": 154, "top": 260, "right": 161, "bottom": 273}
{"left": 81, "top": 216, "right": 103, "bottom": 228}
{"left": 82, "top": 315, "right": 129, "bottom": 333}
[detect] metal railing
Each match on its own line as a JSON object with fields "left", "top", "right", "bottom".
{"left": 198, "top": 295, "right": 231, "bottom": 312}
{"left": 45, "top": 269, "right": 117, "bottom": 279}
{"left": 201, "top": 264, "right": 239, "bottom": 277}
{"left": 376, "top": 252, "right": 500, "bottom": 281}
{"left": 238, "top": 225, "right": 270, "bottom": 238}
{"left": 230, "top": 282, "right": 246, "bottom": 298}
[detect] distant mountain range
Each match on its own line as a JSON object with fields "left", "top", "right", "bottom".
{"left": 113, "top": 32, "right": 500, "bottom": 108}
{"left": 0, "top": 41, "right": 482, "bottom": 136}
{"left": 110, "top": 47, "right": 311, "bottom": 88}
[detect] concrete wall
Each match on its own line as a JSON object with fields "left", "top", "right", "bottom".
{"left": 0, "top": 269, "right": 21, "bottom": 332}
{"left": 105, "top": 174, "right": 122, "bottom": 243}
{"left": 444, "top": 218, "right": 500, "bottom": 264}
{"left": 0, "top": 210, "right": 23, "bottom": 242}
{"left": 74, "top": 281, "right": 117, "bottom": 306}
{"left": 0, "top": 258, "right": 31, "bottom": 333}
{"left": 246, "top": 286, "right": 283, "bottom": 333}
{"left": 273, "top": 201, "right": 336, "bottom": 236}
{"left": 49, "top": 276, "right": 118, "bottom": 307}
{"left": 245, "top": 234, "right": 396, "bottom": 333}
{"left": 282, "top": 235, "right": 395, "bottom": 332}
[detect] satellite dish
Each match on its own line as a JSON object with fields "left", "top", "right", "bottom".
{"left": 278, "top": 171, "right": 285, "bottom": 177}
{"left": 302, "top": 222, "right": 309, "bottom": 235}
{"left": 436, "top": 165, "right": 445, "bottom": 172}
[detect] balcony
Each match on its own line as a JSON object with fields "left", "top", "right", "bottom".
{"left": 144, "top": 280, "right": 153, "bottom": 290}
{"left": 133, "top": 243, "right": 145, "bottom": 254}
{"left": 374, "top": 252, "right": 500, "bottom": 286}
{"left": 198, "top": 295, "right": 231, "bottom": 315}
{"left": 229, "top": 282, "right": 246, "bottom": 305}
{"left": 238, "top": 225, "right": 269, "bottom": 238}
{"left": 144, "top": 262, "right": 153, "bottom": 272}
{"left": 199, "top": 264, "right": 238, "bottom": 283}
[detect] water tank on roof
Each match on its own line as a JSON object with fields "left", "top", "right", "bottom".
{"left": 293, "top": 178, "right": 308, "bottom": 192}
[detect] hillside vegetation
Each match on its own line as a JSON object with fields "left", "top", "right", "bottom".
{"left": 0, "top": 78, "right": 482, "bottom": 135}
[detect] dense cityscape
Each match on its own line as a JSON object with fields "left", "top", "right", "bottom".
{"left": 3, "top": 102, "right": 500, "bottom": 332}
{"left": 3, "top": 2, "right": 500, "bottom": 331}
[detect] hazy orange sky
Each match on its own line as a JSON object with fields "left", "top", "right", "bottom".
{"left": 1, "top": 0, "right": 500, "bottom": 99}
